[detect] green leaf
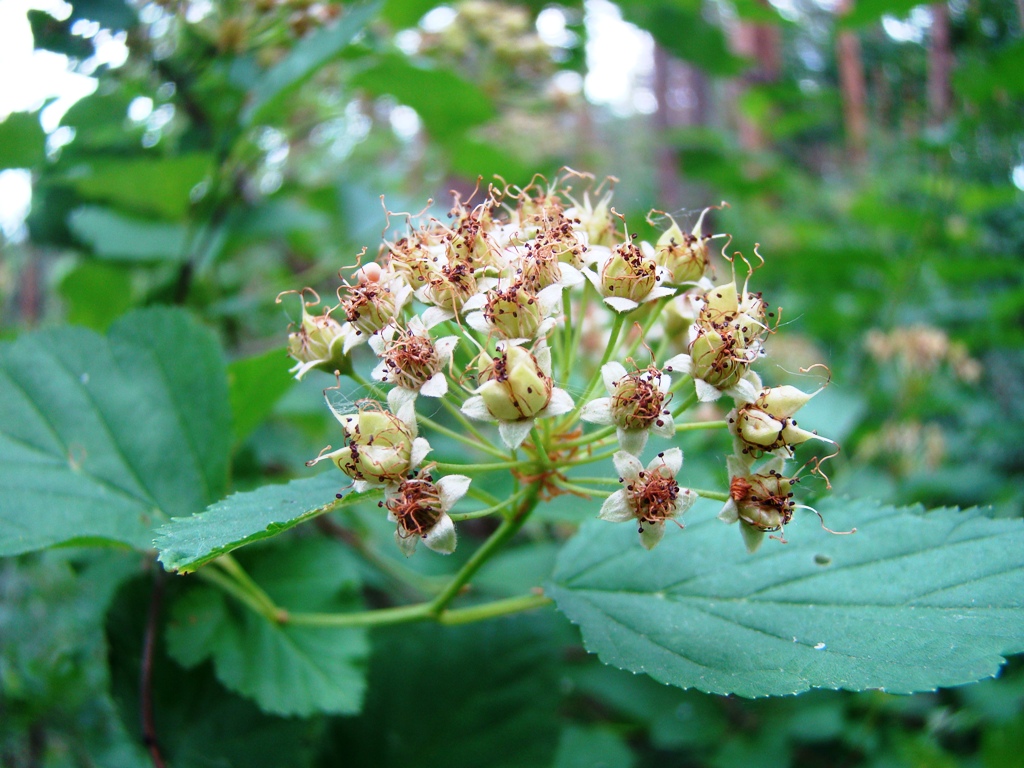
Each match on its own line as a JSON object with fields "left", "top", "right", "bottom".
{"left": 616, "top": 1, "right": 748, "bottom": 76}
{"left": 155, "top": 473, "right": 377, "bottom": 573}
{"left": 380, "top": 0, "right": 436, "bottom": 27}
{"left": 320, "top": 615, "right": 563, "bottom": 767}
{"left": 57, "top": 261, "right": 134, "bottom": 331}
{"left": 68, "top": 206, "right": 189, "bottom": 261}
{"left": 70, "top": 154, "right": 212, "bottom": 219}
{"left": 839, "top": 0, "right": 925, "bottom": 28}
{"left": 552, "top": 725, "right": 635, "bottom": 768}
{"left": 228, "top": 347, "right": 296, "bottom": 443}
{"left": 548, "top": 499, "right": 1024, "bottom": 698}
{"left": 166, "top": 537, "right": 370, "bottom": 716}
{"left": 0, "top": 112, "right": 46, "bottom": 170}
{"left": 244, "top": 2, "right": 380, "bottom": 125}
{"left": 351, "top": 54, "right": 496, "bottom": 138}
{"left": 107, "top": 575, "right": 322, "bottom": 768}
{"left": 0, "top": 308, "right": 231, "bottom": 555}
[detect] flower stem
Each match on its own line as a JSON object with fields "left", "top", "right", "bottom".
{"left": 450, "top": 486, "right": 529, "bottom": 521}
{"left": 428, "top": 482, "right": 542, "bottom": 617}
{"left": 676, "top": 419, "right": 728, "bottom": 432}
{"left": 438, "top": 593, "right": 552, "bottom": 625}
{"left": 433, "top": 459, "right": 530, "bottom": 473}
{"left": 692, "top": 487, "right": 730, "bottom": 502}
{"left": 563, "top": 312, "right": 626, "bottom": 427}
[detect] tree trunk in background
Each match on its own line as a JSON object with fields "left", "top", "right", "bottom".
{"left": 652, "top": 45, "right": 710, "bottom": 211}
{"left": 835, "top": 0, "right": 869, "bottom": 166}
{"left": 927, "top": 2, "right": 952, "bottom": 126}
{"left": 730, "top": 21, "right": 782, "bottom": 152}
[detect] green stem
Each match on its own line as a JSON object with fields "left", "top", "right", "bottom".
{"left": 433, "top": 459, "right": 530, "bottom": 473}
{"left": 557, "top": 423, "right": 616, "bottom": 449}
{"left": 438, "top": 593, "right": 552, "bottom": 625}
{"left": 349, "top": 370, "right": 387, "bottom": 401}
{"left": 196, "top": 567, "right": 282, "bottom": 622}
{"left": 672, "top": 389, "right": 699, "bottom": 419}
{"left": 692, "top": 487, "right": 730, "bottom": 502}
{"left": 419, "top": 411, "right": 508, "bottom": 460}
{"left": 286, "top": 602, "right": 431, "bottom": 628}
{"left": 213, "top": 554, "right": 280, "bottom": 616}
{"left": 552, "top": 479, "right": 612, "bottom": 498}
{"left": 437, "top": 396, "right": 507, "bottom": 458}
{"left": 676, "top": 419, "right": 728, "bottom": 432}
{"left": 428, "top": 482, "right": 542, "bottom": 617}
{"left": 563, "top": 312, "right": 626, "bottom": 426}
{"left": 451, "top": 486, "right": 528, "bottom": 521}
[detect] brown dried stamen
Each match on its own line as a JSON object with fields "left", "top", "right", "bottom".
{"left": 385, "top": 473, "right": 443, "bottom": 539}
{"left": 383, "top": 329, "right": 439, "bottom": 389}
{"left": 626, "top": 466, "right": 681, "bottom": 526}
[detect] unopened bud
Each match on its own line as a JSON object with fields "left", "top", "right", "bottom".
{"left": 478, "top": 345, "right": 552, "bottom": 421}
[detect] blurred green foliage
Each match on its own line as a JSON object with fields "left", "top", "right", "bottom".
{"left": 1, "top": 0, "right": 1022, "bottom": 765}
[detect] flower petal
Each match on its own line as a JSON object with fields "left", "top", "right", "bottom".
{"left": 673, "top": 487, "right": 697, "bottom": 516}
{"left": 386, "top": 386, "right": 417, "bottom": 413}
{"left": 410, "top": 437, "right": 432, "bottom": 468}
{"left": 601, "top": 362, "right": 627, "bottom": 395}
{"left": 740, "top": 522, "right": 766, "bottom": 553}
{"left": 424, "top": 513, "right": 457, "bottom": 555}
{"left": 395, "top": 528, "right": 418, "bottom": 557}
{"left": 612, "top": 450, "right": 643, "bottom": 480}
{"left": 598, "top": 491, "right": 634, "bottom": 522}
{"left": 544, "top": 387, "right": 575, "bottom": 417}
{"left": 418, "top": 371, "right": 448, "bottom": 398}
{"left": 579, "top": 397, "right": 614, "bottom": 425}
{"left": 655, "top": 447, "right": 683, "bottom": 475}
{"left": 437, "top": 474, "right": 471, "bottom": 511}
{"left": 650, "top": 413, "right": 675, "bottom": 439}
{"left": 421, "top": 305, "right": 454, "bottom": 329}
{"left": 616, "top": 427, "right": 648, "bottom": 456}
{"left": 639, "top": 521, "right": 666, "bottom": 550}
{"left": 604, "top": 296, "right": 640, "bottom": 313}
{"left": 694, "top": 378, "right": 723, "bottom": 402}
{"left": 499, "top": 419, "right": 534, "bottom": 450}
{"left": 718, "top": 499, "right": 740, "bottom": 524}
{"left": 461, "top": 395, "right": 495, "bottom": 422}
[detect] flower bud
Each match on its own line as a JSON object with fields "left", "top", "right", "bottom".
{"left": 341, "top": 281, "right": 397, "bottom": 337}
{"left": 601, "top": 243, "right": 658, "bottom": 304}
{"left": 729, "top": 465, "right": 795, "bottom": 533}
{"left": 333, "top": 405, "right": 416, "bottom": 485}
{"left": 285, "top": 305, "right": 351, "bottom": 378}
{"left": 654, "top": 221, "right": 708, "bottom": 284}
{"left": 477, "top": 345, "right": 552, "bottom": 421}
{"left": 484, "top": 284, "right": 543, "bottom": 340}
{"left": 755, "top": 385, "right": 816, "bottom": 420}
{"left": 688, "top": 328, "right": 747, "bottom": 390}
{"left": 734, "top": 408, "right": 784, "bottom": 448}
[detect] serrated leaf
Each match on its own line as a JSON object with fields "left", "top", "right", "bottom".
{"left": 107, "top": 575, "right": 322, "bottom": 768}
{"left": 0, "top": 308, "right": 231, "bottom": 556}
{"left": 243, "top": 2, "right": 380, "bottom": 125}
{"left": 156, "top": 472, "right": 378, "bottom": 573}
{"left": 549, "top": 499, "right": 1024, "bottom": 698}
{"left": 166, "top": 538, "right": 369, "bottom": 716}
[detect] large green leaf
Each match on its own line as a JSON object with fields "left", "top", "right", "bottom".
{"left": 351, "top": 54, "right": 496, "bottom": 138}
{"left": 319, "top": 615, "right": 563, "bottom": 767}
{"left": 68, "top": 206, "right": 189, "bottom": 261}
{"left": 243, "top": 2, "right": 380, "bottom": 125}
{"left": 0, "top": 112, "right": 47, "bottom": 170}
{"left": 228, "top": 347, "right": 296, "bottom": 443}
{"left": 549, "top": 499, "right": 1024, "bottom": 698}
{"left": 57, "top": 261, "right": 134, "bottom": 331}
{"left": 70, "top": 154, "right": 212, "bottom": 219}
{"left": 107, "top": 575, "right": 322, "bottom": 768}
{"left": 166, "top": 538, "right": 370, "bottom": 716}
{"left": 0, "top": 308, "right": 231, "bottom": 555}
{"left": 156, "top": 472, "right": 378, "bottom": 573}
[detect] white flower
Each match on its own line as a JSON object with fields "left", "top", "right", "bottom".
{"left": 369, "top": 316, "right": 457, "bottom": 411}
{"left": 579, "top": 355, "right": 688, "bottom": 455}
{"left": 385, "top": 471, "right": 470, "bottom": 556}
{"left": 599, "top": 449, "right": 696, "bottom": 549}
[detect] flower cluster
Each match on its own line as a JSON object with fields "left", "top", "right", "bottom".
{"left": 282, "top": 172, "right": 839, "bottom": 555}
